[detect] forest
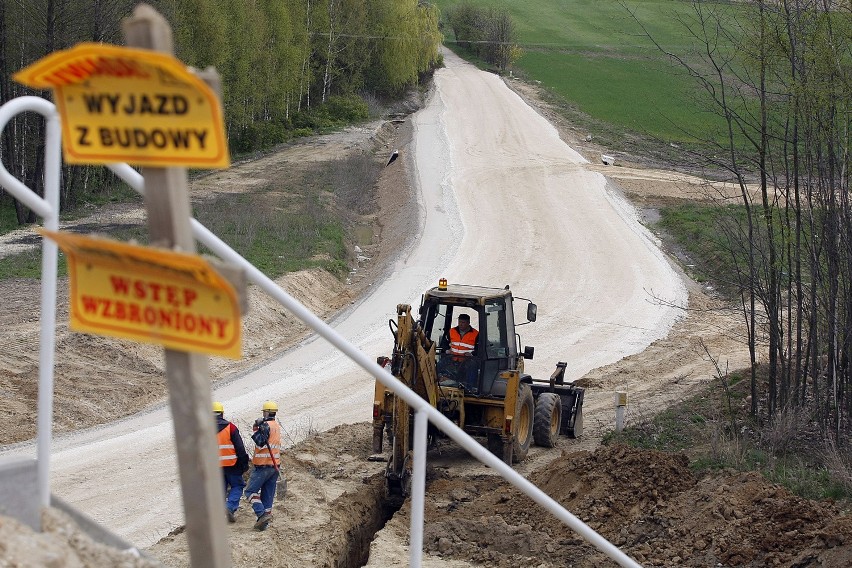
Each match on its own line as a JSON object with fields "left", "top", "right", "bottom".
{"left": 0, "top": 0, "right": 442, "bottom": 223}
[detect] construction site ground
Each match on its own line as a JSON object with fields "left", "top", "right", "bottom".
{"left": 1, "top": 75, "right": 851, "bottom": 567}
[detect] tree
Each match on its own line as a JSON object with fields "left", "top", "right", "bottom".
{"left": 258, "top": 0, "right": 300, "bottom": 120}
{"left": 365, "top": 0, "right": 441, "bottom": 96}
{"left": 445, "top": 1, "right": 481, "bottom": 51}
{"left": 445, "top": 3, "right": 518, "bottom": 72}
{"left": 632, "top": 0, "right": 852, "bottom": 436}
{"left": 484, "top": 7, "right": 518, "bottom": 72}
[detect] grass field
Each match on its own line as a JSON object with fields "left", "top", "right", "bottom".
{"left": 433, "top": 0, "right": 741, "bottom": 144}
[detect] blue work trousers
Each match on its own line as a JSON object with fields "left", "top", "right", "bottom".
{"left": 244, "top": 465, "right": 279, "bottom": 517}
{"left": 223, "top": 471, "right": 245, "bottom": 513}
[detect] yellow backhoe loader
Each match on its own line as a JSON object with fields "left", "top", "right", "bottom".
{"left": 371, "top": 279, "right": 584, "bottom": 495}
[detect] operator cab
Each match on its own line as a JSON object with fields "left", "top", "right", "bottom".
{"left": 418, "top": 282, "right": 536, "bottom": 397}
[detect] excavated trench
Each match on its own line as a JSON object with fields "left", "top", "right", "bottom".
{"left": 326, "top": 471, "right": 403, "bottom": 568}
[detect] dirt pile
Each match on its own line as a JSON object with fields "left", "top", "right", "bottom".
{"left": 0, "top": 508, "right": 161, "bottom": 568}
{"left": 145, "top": 420, "right": 852, "bottom": 568}
{"left": 411, "top": 444, "right": 852, "bottom": 567}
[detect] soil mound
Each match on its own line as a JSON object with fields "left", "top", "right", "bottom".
{"left": 0, "top": 508, "right": 162, "bottom": 567}
{"left": 419, "top": 444, "right": 852, "bottom": 567}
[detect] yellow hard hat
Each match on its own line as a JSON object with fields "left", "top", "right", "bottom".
{"left": 262, "top": 400, "right": 278, "bottom": 412}
{"left": 213, "top": 401, "right": 224, "bottom": 413}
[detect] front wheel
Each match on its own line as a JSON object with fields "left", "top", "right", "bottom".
{"left": 533, "top": 393, "right": 562, "bottom": 448}
{"left": 512, "top": 383, "right": 534, "bottom": 463}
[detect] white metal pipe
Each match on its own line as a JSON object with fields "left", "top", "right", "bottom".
{"left": 0, "top": 98, "right": 55, "bottom": 220}
{"left": 36, "top": 101, "right": 61, "bottom": 510}
{"left": 0, "top": 96, "right": 62, "bottom": 512}
{"left": 409, "top": 410, "right": 429, "bottom": 567}
{"left": 106, "top": 162, "right": 141, "bottom": 192}
{"left": 107, "top": 162, "right": 642, "bottom": 568}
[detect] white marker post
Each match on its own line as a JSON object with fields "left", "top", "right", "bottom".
{"left": 615, "top": 391, "right": 628, "bottom": 432}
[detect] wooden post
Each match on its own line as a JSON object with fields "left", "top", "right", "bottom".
{"left": 122, "top": 5, "right": 231, "bottom": 568}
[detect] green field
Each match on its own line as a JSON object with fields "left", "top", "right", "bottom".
{"left": 432, "top": 0, "right": 740, "bottom": 144}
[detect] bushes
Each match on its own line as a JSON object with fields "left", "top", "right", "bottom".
{"left": 292, "top": 95, "right": 369, "bottom": 130}
{"left": 231, "top": 95, "right": 369, "bottom": 155}
{"left": 231, "top": 121, "right": 293, "bottom": 154}
{"left": 444, "top": 2, "right": 520, "bottom": 72}
{"left": 323, "top": 95, "right": 369, "bottom": 122}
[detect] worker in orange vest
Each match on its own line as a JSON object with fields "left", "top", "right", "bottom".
{"left": 244, "top": 400, "right": 283, "bottom": 531}
{"left": 214, "top": 401, "right": 249, "bottom": 523}
{"left": 438, "top": 313, "right": 480, "bottom": 391}
{"left": 449, "top": 313, "right": 479, "bottom": 360}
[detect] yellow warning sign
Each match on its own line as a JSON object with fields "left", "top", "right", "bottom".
{"left": 14, "top": 43, "right": 229, "bottom": 168}
{"left": 39, "top": 230, "right": 241, "bottom": 359}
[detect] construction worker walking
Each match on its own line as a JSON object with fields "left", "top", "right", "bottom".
{"left": 244, "top": 400, "right": 283, "bottom": 531}
{"left": 214, "top": 401, "right": 249, "bottom": 523}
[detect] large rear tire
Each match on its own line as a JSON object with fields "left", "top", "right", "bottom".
{"left": 512, "top": 383, "right": 534, "bottom": 463}
{"left": 533, "top": 393, "right": 562, "bottom": 448}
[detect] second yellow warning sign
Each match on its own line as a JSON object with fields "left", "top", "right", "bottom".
{"left": 38, "top": 230, "right": 241, "bottom": 359}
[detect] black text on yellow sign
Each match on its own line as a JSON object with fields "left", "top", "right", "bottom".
{"left": 76, "top": 93, "right": 209, "bottom": 152}
{"left": 13, "top": 43, "right": 229, "bottom": 169}
{"left": 38, "top": 230, "right": 241, "bottom": 359}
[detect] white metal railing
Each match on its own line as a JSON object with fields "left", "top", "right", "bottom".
{"left": 0, "top": 96, "right": 61, "bottom": 510}
{"left": 0, "top": 96, "right": 642, "bottom": 568}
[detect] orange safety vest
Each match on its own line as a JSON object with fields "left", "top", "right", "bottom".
{"left": 252, "top": 420, "right": 282, "bottom": 466}
{"left": 217, "top": 424, "right": 237, "bottom": 467}
{"left": 449, "top": 327, "right": 479, "bottom": 360}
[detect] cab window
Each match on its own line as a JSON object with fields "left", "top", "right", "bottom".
{"left": 483, "top": 300, "right": 508, "bottom": 358}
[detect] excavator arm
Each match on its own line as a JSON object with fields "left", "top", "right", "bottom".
{"left": 372, "top": 304, "right": 439, "bottom": 494}
{"left": 391, "top": 304, "right": 439, "bottom": 407}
